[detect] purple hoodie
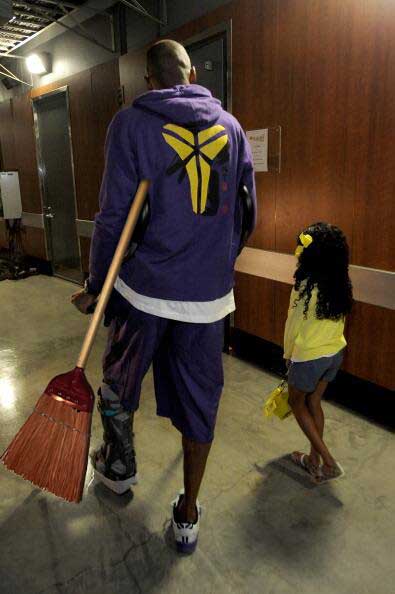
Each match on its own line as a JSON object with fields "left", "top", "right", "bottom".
{"left": 89, "top": 84, "right": 256, "bottom": 302}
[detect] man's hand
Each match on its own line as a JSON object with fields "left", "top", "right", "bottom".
{"left": 71, "top": 289, "right": 97, "bottom": 314}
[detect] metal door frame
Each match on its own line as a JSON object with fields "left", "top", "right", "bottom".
{"left": 184, "top": 20, "right": 232, "bottom": 113}
{"left": 31, "top": 86, "right": 82, "bottom": 281}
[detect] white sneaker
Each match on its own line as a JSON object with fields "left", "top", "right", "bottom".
{"left": 171, "top": 492, "right": 201, "bottom": 554}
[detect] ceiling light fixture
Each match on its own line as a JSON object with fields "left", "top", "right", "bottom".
{"left": 26, "top": 52, "right": 51, "bottom": 75}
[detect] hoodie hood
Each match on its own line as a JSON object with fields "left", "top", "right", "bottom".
{"left": 133, "top": 84, "right": 223, "bottom": 128}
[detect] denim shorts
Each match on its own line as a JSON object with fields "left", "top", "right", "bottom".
{"left": 288, "top": 350, "right": 344, "bottom": 393}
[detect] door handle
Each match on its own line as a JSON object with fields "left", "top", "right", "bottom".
{"left": 43, "top": 206, "right": 54, "bottom": 219}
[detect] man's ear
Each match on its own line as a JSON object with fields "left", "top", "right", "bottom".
{"left": 189, "top": 66, "right": 197, "bottom": 84}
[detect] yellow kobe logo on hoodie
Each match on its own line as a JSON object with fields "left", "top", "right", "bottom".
{"left": 162, "top": 123, "right": 229, "bottom": 214}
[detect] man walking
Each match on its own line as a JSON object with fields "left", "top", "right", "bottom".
{"left": 72, "top": 39, "right": 256, "bottom": 553}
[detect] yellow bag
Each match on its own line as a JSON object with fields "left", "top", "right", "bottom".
{"left": 264, "top": 381, "right": 292, "bottom": 420}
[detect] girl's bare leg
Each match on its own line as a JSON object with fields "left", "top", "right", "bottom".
{"left": 288, "top": 385, "right": 336, "bottom": 468}
{"left": 306, "top": 381, "right": 328, "bottom": 467}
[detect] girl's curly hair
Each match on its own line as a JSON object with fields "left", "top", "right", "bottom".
{"left": 294, "top": 222, "right": 353, "bottom": 320}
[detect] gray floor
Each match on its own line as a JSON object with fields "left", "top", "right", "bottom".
{"left": 0, "top": 276, "right": 394, "bottom": 594}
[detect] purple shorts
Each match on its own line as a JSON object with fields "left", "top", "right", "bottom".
{"left": 102, "top": 294, "right": 225, "bottom": 443}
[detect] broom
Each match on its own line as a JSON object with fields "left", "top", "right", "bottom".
{"left": 1, "top": 180, "right": 150, "bottom": 503}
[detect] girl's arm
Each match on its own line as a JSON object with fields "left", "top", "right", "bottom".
{"left": 283, "top": 288, "right": 304, "bottom": 360}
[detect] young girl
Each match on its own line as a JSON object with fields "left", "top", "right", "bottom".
{"left": 284, "top": 222, "right": 353, "bottom": 483}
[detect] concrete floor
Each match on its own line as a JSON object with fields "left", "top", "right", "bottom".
{"left": 0, "top": 276, "right": 394, "bottom": 594}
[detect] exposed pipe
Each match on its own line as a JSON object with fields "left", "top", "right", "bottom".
{"left": 4, "top": 0, "right": 116, "bottom": 56}
{"left": 27, "top": 0, "right": 78, "bottom": 8}
{"left": 120, "top": 0, "right": 164, "bottom": 25}
{"left": 55, "top": 6, "right": 115, "bottom": 54}
{"left": 3, "top": 24, "right": 39, "bottom": 34}
{"left": 0, "top": 53, "right": 26, "bottom": 59}
{"left": 13, "top": 10, "right": 51, "bottom": 21}
{"left": 0, "top": 31, "right": 27, "bottom": 39}
{"left": 10, "top": 20, "right": 43, "bottom": 29}
{"left": 0, "top": 62, "right": 32, "bottom": 86}
{"left": 12, "top": 2, "right": 59, "bottom": 18}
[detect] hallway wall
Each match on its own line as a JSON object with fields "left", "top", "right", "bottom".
{"left": 0, "top": 0, "right": 393, "bottom": 389}
{"left": 141, "top": 0, "right": 394, "bottom": 389}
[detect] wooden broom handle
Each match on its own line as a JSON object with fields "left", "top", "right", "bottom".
{"left": 76, "top": 179, "right": 150, "bottom": 369}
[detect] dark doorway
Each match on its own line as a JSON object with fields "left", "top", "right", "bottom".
{"left": 187, "top": 32, "right": 228, "bottom": 109}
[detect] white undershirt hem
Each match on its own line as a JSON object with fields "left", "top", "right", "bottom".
{"left": 114, "top": 276, "right": 235, "bottom": 323}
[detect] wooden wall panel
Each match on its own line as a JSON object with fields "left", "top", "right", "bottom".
{"left": 90, "top": 59, "right": 121, "bottom": 216}
{"left": 272, "top": 0, "right": 395, "bottom": 270}
{"left": 68, "top": 64, "right": 120, "bottom": 221}
{"left": 165, "top": 0, "right": 395, "bottom": 269}
{"left": 344, "top": 301, "right": 394, "bottom": 390}
{"left": 234, "top": 272, "right": 276, "bottom": 342}
{"left": 239, "top": 279, "right": 299, "bottom": 352}
{"left": 0, "top": 99, "right": 16, "bottom": 170}
{"left": 21, "top": 226, "right": 46, "bottom": 260}
{"left": 273, "top": 281, "right": 292, "bottom": 346}
{"left": 343, "top": 1, "right": 395, "bottom": 270}
{"left": 248, "top": 173, "right": 276, "bottom": 251}
{"left": 67, "top": 70, "right": 97, "bottom": 221}
{"left": 274, "top": 0, "right": 355, "bottom": 255}
{"left": 119, "top": 48, "right": 147, "bottom": 106}
{"left": 231, "top": 0, "right": 277, "bottom": 251}
{"left": 12, "top": 94, "right": 41, "bottom": 213}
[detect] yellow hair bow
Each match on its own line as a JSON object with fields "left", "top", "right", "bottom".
{"left": 295, "top": 232, "right": 313, "bottom": 257}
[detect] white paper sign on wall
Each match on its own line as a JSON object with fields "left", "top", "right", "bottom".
{"left": 246, "top": 129, "right": 269, "bottom": 172}
{"left": 0, "top": 171, "right": 22, "bottom": 219}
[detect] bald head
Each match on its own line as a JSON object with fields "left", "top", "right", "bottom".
{"left": 146, "top": 40, "right": 196, "bottom": 89}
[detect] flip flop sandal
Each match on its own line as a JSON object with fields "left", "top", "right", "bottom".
{"left": 290, "top": 451, "right": 319, "bottom": 479}
{"left": 315, "top": 462, "right": 345, "bottom": 485}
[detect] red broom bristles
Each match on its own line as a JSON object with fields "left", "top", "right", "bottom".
{"left": 1, "top": 392, "right": 92, "bottom": 503}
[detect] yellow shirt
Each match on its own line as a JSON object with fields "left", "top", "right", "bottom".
{"left": 284, "top": 286, "right": 346, "bottom": 362}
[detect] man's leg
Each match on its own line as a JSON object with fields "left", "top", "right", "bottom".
{"left": 94, "top": 304, "right": 166, "bottom": 493}
{"left": 156, "top": 318, "right": 224, "bottom": 551}
{"left": 92, "top": 383, "right": 138, "bottom": 493}
{"left": 175, "top": 437, "right": 212, "bottom": 523}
